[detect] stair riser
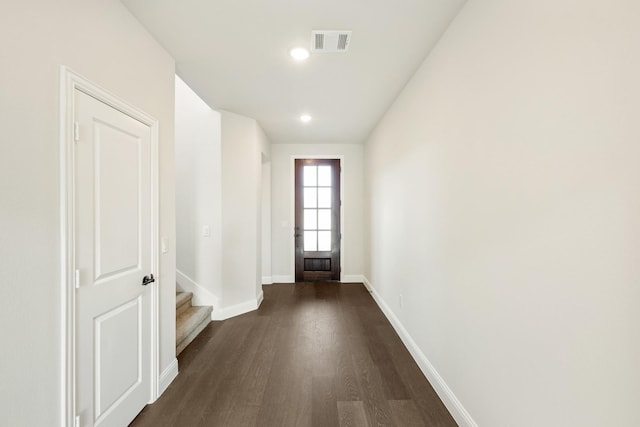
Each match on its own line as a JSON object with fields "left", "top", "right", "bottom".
{"left": 177, "top": 317, "right": 211, "bottom": 355}
{"left": 175, "top": 290, "right": 212, "bottom": 355}
{"left": 176, "top": 298, "right": 192, "bottom": 317}
{"left": 176, "top": 292, "right": 193, "bottom": 316}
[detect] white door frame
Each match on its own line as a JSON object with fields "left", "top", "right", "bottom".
{"left": 59, "top": 66, "right": 160, "bottom": 427}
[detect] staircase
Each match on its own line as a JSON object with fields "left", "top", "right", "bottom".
{"left": 176, "top": 291, "right": 213, "bottom": 355}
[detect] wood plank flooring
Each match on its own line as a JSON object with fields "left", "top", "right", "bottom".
{"left": 130, "top": 282, "right": 457, "bottom": 427}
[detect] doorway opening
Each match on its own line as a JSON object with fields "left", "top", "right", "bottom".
{"left": 294, "top": 158, "right": 341, "bottom": 281}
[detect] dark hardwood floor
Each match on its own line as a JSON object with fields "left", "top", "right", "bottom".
{"left": 131, "top": 282, "right": 457, "bottom": 427}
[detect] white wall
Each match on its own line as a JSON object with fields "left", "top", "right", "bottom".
{"left": 364, "top": 0, "right": 640, "bottom": 426}
{"left": 0, "top": 0, "right": 175, "bottom": 425}
{"left": 256, "top": 125, "right": 271, "bottom": 294}
{"left": 174, "top": 97, "right": 269, "bottom": 316}
{"left": 175, "top": 76, "right": 222, "bottom": 305}
{"left": 261, "top": 155, "right": 272, "bottom": 284}
{"left": 220, "top": 111, "right": 271, "bottom": 308}
{"left": 271, "top": 144, "right": 364, "bottom": 282}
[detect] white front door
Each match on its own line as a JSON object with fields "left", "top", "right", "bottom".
{"left": 74, "top": 89, "right": 153, "bottom": 427}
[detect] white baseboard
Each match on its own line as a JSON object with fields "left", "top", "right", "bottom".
{"left": 256, "top": 290, "right": 264, "bottom": 307}
{"left": 269, "top": 274, "right": 367, "bottom": 284}
{"left": 176, "top": 270, "right": 220, "bottom": 308}
{"left": 272, "top": 275, "right": 294, "bottom": 283}
{"left": 158, "top": 358, "right": 179, "bottom": 397}
{"left": 363, "top": 276, "right": 478, "bottom": 427}
{"left": 362, "top": 276, "right": 373, "bottom": 292}
{"left": 211, "top": 293, "right": 263, "bottom": 321}
{"left": 342, "top": 274, "right": 365, "bottom": 283}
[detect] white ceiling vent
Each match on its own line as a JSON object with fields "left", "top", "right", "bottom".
{"left": 311, "top": 30, "right": 352, "bottom": 53}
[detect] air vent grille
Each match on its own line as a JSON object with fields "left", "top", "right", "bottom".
{"left": 311, "top": 30, "right": 352, "bottom": 53}
{"left": 314, "top": 33, "right": 324, "bottom": 50}
{"left": 337, "top": 33, "right": 349, "bottom": 50}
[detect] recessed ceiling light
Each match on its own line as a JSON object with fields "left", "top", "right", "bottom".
{"left": 300, "top": 114, "right": 312, "bottom": 123}
{"left": 290, "top": 47, "right": 310, "bottom": 61}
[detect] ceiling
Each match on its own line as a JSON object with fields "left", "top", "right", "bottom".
{"left": 121, "top": 0, "right": 466, "bottom": 144}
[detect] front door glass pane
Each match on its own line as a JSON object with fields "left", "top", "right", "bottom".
{"left": 304, "top": 188, "right": 317, "bottom": 208}
{"left": 301, "top": 163, "right": 336, "bottom": 253}
{"left": 317, "top": 209, "right": 331, "bottom": 230}
{"left": 304, "top": 209, "right": 317, "bottom": 230}
{"left": 318, "top": 231, "right": 331, "bottom": 251}
{"left": 318, "top": 166, "right": 332, "bottom": 186}
{"left": 317, "top": 188, "right": 331, "bottom": 208}
{"left": 304, "top": 231, "right": 317, "bottom": 251}
{"left": 304, "top": 166, "right": 317, "bottom": 187}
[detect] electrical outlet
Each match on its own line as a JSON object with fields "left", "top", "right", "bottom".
{"left": 203, "top": 225, "right": 211, "bottom": 237}
{"left": 399, "top": 294, "right": 404, "bottom": 309}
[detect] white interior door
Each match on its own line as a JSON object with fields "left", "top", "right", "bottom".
{"left": 74, "top": 89, "right": 153, "bottom": 427}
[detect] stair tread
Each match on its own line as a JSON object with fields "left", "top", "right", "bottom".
{"left": 176, "top": 305, "right": 212, "bottom": 346}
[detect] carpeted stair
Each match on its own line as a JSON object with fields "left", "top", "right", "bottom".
{"left": 176, "top": 291, "right": 212, "bottom": 355}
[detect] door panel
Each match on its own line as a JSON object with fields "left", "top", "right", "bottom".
{"left": 94, "top": 297, "right": 141, "bottom": 423}
{"left": 295, "top": 159, "right": 341, "bottom": 281}
{"left": 94, "top": 122, "right": 141, "bottom": 280}
{"left": 74, "top": 89, "right": 152, "bottom": 427}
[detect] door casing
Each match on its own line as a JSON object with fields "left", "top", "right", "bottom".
{"left": 59, "top": 66, "right": 160, "bottom": 427}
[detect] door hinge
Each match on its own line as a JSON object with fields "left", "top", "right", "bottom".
{"left": 73, "top": 122, "right": 80, "bottom": 142}
{"left": 75, "top": 269, "right": 80, "bottom": 289}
